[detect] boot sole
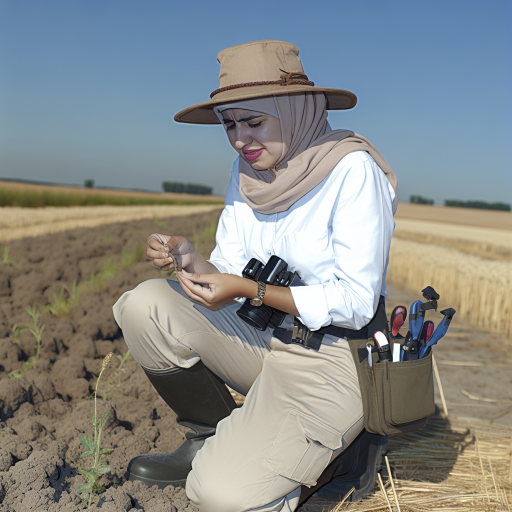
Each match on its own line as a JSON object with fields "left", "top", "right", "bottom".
{"left": 128, "top": 473, "right": 187, "bottom": 489}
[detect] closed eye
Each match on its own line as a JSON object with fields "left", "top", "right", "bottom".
{"left": 248, "top": 121, "right": 262, "bottom": 129}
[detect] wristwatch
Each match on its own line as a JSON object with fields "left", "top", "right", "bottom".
{"left": 250, "top": 281, "right": 266, "bottom": 306}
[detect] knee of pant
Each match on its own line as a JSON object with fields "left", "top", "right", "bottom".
{"left": 186, "top": 468, "right": 247, "bottom": 512}
{"left": 112, "top": 279, "right": 162, "bottom": 339}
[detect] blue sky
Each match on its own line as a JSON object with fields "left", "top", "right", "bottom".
{"left": 1, "top": 0, "right": 511, "bottom": 203}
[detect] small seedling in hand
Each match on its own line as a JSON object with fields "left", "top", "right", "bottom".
{"left": 76, "top": 353, "right": 114, "bottom": 509}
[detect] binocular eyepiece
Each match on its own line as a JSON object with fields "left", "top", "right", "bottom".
{"left": 236, "top": 255, "right": 304, "bottom": 331}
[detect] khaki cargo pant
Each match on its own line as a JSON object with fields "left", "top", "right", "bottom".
{"left": 113, "top": 279, "right": 364, "bottom": 512}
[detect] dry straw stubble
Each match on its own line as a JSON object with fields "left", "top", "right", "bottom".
{"left": 387, "top": 237, "right": 512, "bottom": 338}
{"left": 313, "top": 416, "right": 512, "bottom": 512}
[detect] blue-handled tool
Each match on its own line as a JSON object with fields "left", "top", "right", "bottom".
{"left": 409, "top": 300, "right": 425, "bottom": 341}
{"left": 419, "top": 308, "right": 456, "bottom": 358}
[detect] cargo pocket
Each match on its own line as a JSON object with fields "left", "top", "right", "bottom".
{"left": 264, "top": 410, "right": 343, "bottom": 487}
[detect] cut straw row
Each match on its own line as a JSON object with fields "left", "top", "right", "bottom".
{"left": 308, "top": 415, "right": 512, "bottom": 512}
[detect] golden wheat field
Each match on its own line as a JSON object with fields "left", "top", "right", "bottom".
{"left": 0, "top": 179, "right": 225, "bottom": 202}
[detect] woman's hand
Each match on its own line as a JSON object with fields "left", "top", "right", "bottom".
{"left": 176, "top": 270, "right": 256, "bottom": 310}
{"left": 146, "top": 234, "right": 195, "bottom": 272}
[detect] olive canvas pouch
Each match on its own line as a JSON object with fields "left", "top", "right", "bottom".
{"left": 348, "top": 338, "right": 435, "bottom": 436}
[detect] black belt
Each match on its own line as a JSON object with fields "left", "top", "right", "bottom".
{"left": 272, "top": 296, "right": 387, "bottom": 351}
{"left": 273, "top": 320, "right": 369, "bottom": 351}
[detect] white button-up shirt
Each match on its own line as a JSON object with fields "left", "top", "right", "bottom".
{"left": 209, "top": 151, "right": 396, "bottom": 331}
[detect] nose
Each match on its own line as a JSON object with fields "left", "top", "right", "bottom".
{"left": 234, "top": 124, "right": 252, "bottom": 150}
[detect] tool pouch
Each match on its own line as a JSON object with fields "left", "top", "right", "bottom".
{"left": 348, "top": 339, "right": 435, "bottom": 436}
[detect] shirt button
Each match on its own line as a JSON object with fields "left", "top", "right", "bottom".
{"left": 268, "top": 250, "right": 271, "bottom": 254}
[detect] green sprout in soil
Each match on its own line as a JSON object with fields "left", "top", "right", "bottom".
{"left": 45, "top": 246, "right": 143, "bottom": 315}
{"left": 122, "top": 246, "right": 143, "bottom": 268}
{"left": 8, "top": 306, "right": 44, "bottom": 379}
{"left": 2, "top": 246, "right": 18, "bottom": 267}
{"left": 153, "top": 215, "right": 164, "bottom": 229}
{"left": 11, "top": 324, "right": 26, "bottom": 345}
{"left": 47, "top": 281, "right": 86, "bottom": 318}
{"left": 90, "top": 247, "right": 143, "bottom": 292}
{"left": 96, "top": 350, "right": 132, "bottom": 401}
{"left": 76, "top": 352, "right": 115, "bottom": 509}
{"left": 193, "top": 219, "right": 218, "bottom": 255}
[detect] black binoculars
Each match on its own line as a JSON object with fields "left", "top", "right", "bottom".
{"left": 236, "top": 255, "right": 304, "bottom": 331}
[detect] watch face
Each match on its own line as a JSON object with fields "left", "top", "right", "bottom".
{"left": 250, "top": 298, "right": 263, "bottom": 307}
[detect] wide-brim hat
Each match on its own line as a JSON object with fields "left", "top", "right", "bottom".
{"left": 174, "top": 40, "right": 357, "bottom": 124}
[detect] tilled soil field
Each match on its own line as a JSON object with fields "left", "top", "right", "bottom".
{"left": 0, "top": 211, "right": 224, "bottom": 511}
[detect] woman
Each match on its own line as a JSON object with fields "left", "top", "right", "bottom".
{"left": 113, "top": 40, "right": 397, "bottom": 512}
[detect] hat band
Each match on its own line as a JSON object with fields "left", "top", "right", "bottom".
{"left": 210, "top": 70, "right": 315, "bottom": 99}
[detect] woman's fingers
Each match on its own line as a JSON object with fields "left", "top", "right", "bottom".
{"left": 178, "top": 273, "right": 210, "bottom": 294}
{"left": 147, "top": 235, "right": 183, "bottom": 266}
{"left": 176, "top": 274, "right": 215, "bottom": 308}
{"left": 153, "top": 257, "right": 173, "bottom": 269}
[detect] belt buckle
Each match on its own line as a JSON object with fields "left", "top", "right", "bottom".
{"left": 291, "top": 319, "right": 322, "bottom": 351}
{"left": 292, "top": 322, "right": 308, "bottom": 346}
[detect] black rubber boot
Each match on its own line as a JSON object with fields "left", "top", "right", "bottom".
{"left": 127, "top": 361, "right": 237, "bottom": 488}
{"left": 300, "top": 430, "right": 387, "bottom": 504}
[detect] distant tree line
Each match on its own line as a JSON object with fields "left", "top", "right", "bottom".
{"left": 162, "top": 181, "right": 213, "bottom": 195}
{"left": 409, "top": 194, "right": 510, "bottom": 211}
{"left": 410, "top": 195, "right": 434, "bottom": 205}
{"left": 444, "top": 200, "right": 510, "bottom": 211}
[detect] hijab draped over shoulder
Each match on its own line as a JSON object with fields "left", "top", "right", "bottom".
{"left": 215, "top": 92, "right": 398, "bottom": 215}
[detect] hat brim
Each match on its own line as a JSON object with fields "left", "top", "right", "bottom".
{"left": 173, "top": 85, "right": 357, "bottom": 124}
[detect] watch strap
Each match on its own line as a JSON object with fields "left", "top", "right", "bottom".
{"left": 250, "top": 281, "right": 266, "bottom": 306}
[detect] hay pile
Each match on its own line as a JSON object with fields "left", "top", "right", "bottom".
{"left": 305, "top": 415, "right": 512, "bottom": 512}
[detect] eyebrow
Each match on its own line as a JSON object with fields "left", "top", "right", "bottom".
{"left": 221, "top": 114, "right": 264, "bottom": 124}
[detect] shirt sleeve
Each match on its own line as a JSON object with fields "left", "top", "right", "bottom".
{"left": 289, "top": 153, "right": 395, "bottom": 330}
{"left": 208, "top": 160, "right": 247, "bottom": 276}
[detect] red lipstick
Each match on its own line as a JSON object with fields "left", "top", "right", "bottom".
{"left": 243, "top": 148, "right": 263, "bottom": 161}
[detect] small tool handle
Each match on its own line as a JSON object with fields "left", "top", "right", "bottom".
{"left": 390, "top": 305, "right": 407, "bottom": 337}
{"left": 409, "top": 300, "right": 425, "bottom": 341}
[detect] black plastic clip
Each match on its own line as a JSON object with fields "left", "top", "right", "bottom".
{"left": 291, "top": 320, "right": 323, "bottom": 351}
{"left": 421, "top": 286, "right": 439, "bottom": 312}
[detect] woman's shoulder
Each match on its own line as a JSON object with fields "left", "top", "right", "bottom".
{"left": 329, "top": 150, "right": 396, "bottom": 210}
{"left": 334, "top": 150, "right": 375, "bottom": 170}
{"left": 331, "top": 150, "right": 391, "bottom": 183}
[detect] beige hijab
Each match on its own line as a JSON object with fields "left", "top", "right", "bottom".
{"left": 216, "top": 93, "right": 398, "bottom": 214}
